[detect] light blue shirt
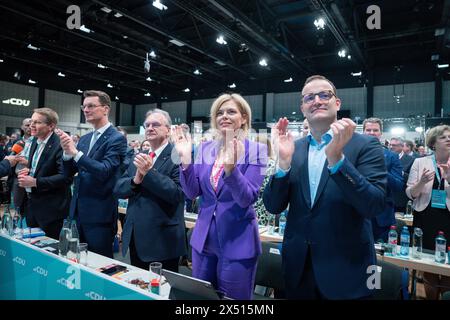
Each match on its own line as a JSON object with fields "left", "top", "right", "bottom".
{"left": 275, "top": 129, "right": 345, "bottom": 204}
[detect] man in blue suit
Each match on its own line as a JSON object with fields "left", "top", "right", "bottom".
{"left": 56, "top": 90, "right": 127, "bottom": 258}
{"left": 263, "top": 75, "right": 387, "bottom": 299}
{"left": 0, "top": 156, "right": 17, "bottom": 177}
{"left": 363, "top": 118, "right": 404, "bottom": 242}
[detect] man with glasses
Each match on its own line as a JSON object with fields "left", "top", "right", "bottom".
{"left": 114, "top": 109, "right": 186, "bottom": 271}
{"left": 17, "top": 108, "right": 72, "bottom": 239}
{"left": 56, "top": 90, "right": 127, "bottom": 258}
{"left": 264, "top": 75, "right": 387, "bottom": 299}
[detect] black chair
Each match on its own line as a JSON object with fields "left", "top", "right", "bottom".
{"left": 253, "top": 241, "right": 285, "bottom": 299}
{"left": 372, "top": 259, "right": 408, "bottom": 300}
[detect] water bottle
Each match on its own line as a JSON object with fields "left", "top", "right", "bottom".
{"left": 12, "top": 208, "right": 23, "bottom": 239}
{"left": 1, "top": 206, "right": 14, "bottom": 236}
{"left": 387, "top": 226, "right": 398, "bottom": 255}
{"left": 435, "top": 231, "right": 447, "bottom": 264}
{"left": 58, "top": 219, "right": 72, "bottom": 257}
{"left": 278, "top": 211, "right": 287, "bottom": 236}
{"left": 405, "top": 200, "right": 413, "bottom": 216}
{"left": 400, "top": 226, "right": 410, "bottom": 256}
{"left": 412, "top": 227, "right": 423, "bottom": 259}
{"left": 267, "top": 214, "right": 275, "bottom": 235}
{"left": 67, "top": 220, "right": 80, "bottom": 262}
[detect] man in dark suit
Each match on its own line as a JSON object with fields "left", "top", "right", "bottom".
{"left": 363, "top": 118, "right": 404, "bottom": 242}
{"left": 114, "top": 109, "right": 186, "bottom": 271}
{"left": 17, "top": 108, "right": 72, "bottom": 239}
{"left": 263, "top": 75, "right": 387, "bottom": 299}
{"left": 56, "top": 90, "right": 127, "bottom": 258}
{"left": 390, "top": 137, "right": 414, "bottom": 212}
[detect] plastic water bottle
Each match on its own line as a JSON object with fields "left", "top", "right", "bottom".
{"left": 387, "top": 226, "right": 398, "bottom": 255}
{"left": 1, "top": 206, "right": 13, "bottom": 236}
{"left": 278, "top": 211, "right": 287, "bottom": 236}
{"left": 267, "top": 214, "right": 275, "bottom": 235}
{"left": 412, "top": 227, "right": 423, "bottom": 259}
{"left": 405, "top": 200, "right": 413, "bottom": 216}
{"left": 58, "top": 219, "right": 72, "bottom": 257}
{"left": 400, "top": 226, "right": 410, "bottom": 256}
{"left": 435, "top": 231, "right": 447, "bottom": 263}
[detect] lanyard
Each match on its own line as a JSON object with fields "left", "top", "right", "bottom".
{"left": 431, "top": 154, "right": 445, "bottom": 188}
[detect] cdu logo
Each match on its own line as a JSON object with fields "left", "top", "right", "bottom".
{"left": 2, "top": 98, "right": 31, "bottom": 106}
{"left": 12, "top": 256, "right": 26, "bottom": 266}
{"left": 33, "top": 266, "right": 48, "bottom": 277}
{"left": 366, "top": 265, "right": 382, "bottom": 290}
{"left": 85, "top": 291, "right": 107, "bottom": 300}
{"left": 57, "top": 265, "right": 81, "bottom": 290}
{"left": 0, "top": 249, "right": 6, "bottom": 257}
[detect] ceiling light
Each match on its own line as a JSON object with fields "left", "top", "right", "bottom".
{"left": 144, "top": 93, "right": 151, "bottom": 97}
{"left": 347, "top": 55, "right": 352, "bottom": 60}
{"left": 146, "top": 77, "right": 153, "bottom": 82}
{"left": 97, "top": 64, "right": 107, "bottom": 69}
{"left": 259, "top": 58, "right": 268, "bottom": 67}
{"left": 216, "top": 35, "right": 227, "bottom": 45}
{"left": 228, "top": 83, "right": 236, "bottom": 89}
{"left": 215, "top": 60, "right": 226, "bottom": 66}
{"left": 183, "top": 88, "right": 190, "bottom": 92}
{"left": 123, "top": 35, "right": 128, "bottom": 39}
{"left": 0, "top": 59, "right": 4, "bottom": 63}
{"left": 77, "top": 89, "right": 83, "bottom": 94}
{"left": 100, "top": 7, "right": 112, "bottom": 13}
{"left": 28, "top": 79, "right": 36, "bottom": 84}
{"left": 27, "top": 44, "right": 40, "bottom": 51}
{"left": 58, "top": 72, "right": 66, "bottom": 77}
{"left": 437, "top": 63, "right": 449, "bottom": 68}
{"left": 431, "top": 54, "right": 439, "bottom": 61}
{"left": 114, "top": 13, "right": 123, "bottom": 18}
{"left": 284, "top": 77, "right": 293, "bottom": 83}
{"left": 169, "top": 39, "right": 184, "bottom": 47}
{"left": 115, "top": 96, "right": 119, "bottom": 100}
{"left": 351, "top": 71, "right": 362, "bottom": 77}
{"left": 193, "top": 69, "right": 202, "bottom": 75}
{"left": 79, "top": 25, "right": 92, "bottom": 33}
{"left": 314, "top": 18, "right": 325, "bottom": 30}
{"left": 107, "top": 83, "right": 113, "bottom": 88}
{"left": 152, "top": 0, "right": 168, "bottom": 11}
{"left": 149, "top": 51, "right": 156, "bottom": 58}
{"left": 338, "top": 49, "right": 346, "bottom": 58}
{"left": 435, "top": 28, "right": 445, "bottom": 36}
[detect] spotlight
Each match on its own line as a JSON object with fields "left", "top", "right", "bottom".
{"left": 144, "top": 53, "right": 150, "bottom": 73}
{"left": 259, "top": 58, "right": 268, "bottom": 67}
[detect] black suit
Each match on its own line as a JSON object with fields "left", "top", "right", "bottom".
{"left": 394, "top": 153, "right": 415, "bottom": 212}
{"left": 114, "top": 144, "right": 187, "bottom": 271}
{"left": 24, "top": 133, "right": 72, "bottom": 239}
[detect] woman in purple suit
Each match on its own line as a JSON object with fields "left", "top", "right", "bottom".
{"left": 173, "top": 93, "right": 267, "bottom": 300}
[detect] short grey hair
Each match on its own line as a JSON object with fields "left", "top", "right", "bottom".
{"left": 390, "top": 137, "right": 404, "bottom": 143}
{"left": 144, "top": 108, "right": 172, "bottom": 127}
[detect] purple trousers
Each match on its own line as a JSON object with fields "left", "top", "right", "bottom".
{"left": 192, "top": 216, "right": 258, "bottom": 300}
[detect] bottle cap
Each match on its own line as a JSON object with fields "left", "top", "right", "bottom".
{"left": 151, "top": 278, "right": 160, "bottom": 286}
{"left": 390, "top": 225, "right": 396, "bottom": 230}
{"left": 438, "top": 231, "right": 444, "bottom": 235}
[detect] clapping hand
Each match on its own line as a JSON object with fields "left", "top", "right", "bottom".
{"left": 326, "top": 118, "right": 356, "bottom": 166}
{"left": 222, "top": 138, "right": 244, "bottom": 175}
{"left": 272, "top": 117, "right": 294, "bottom": 170}
{"left": 171, "top": 125, "right": 192, "bottom": 169}
{"left": 133, "top": 153, "right": 154, "bottom": 184}
{"left": 418, "top": 168, "right": 435, "bottom": 185}
{"left": 55, "top": 128, "right": 77, "bottom": 157}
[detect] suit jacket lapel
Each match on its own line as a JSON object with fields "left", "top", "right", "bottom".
{"left": 34, "top": 133, "right": 55, "bottom": 176}
{"left": 152, "top": 144, "right": 172, "bottom": 171}
{"left": 311, "top": 159, "right": 330, "bottom": 209}
{"left": 298, "top": 139, "right": 312, "bottom": 209}
{"left": 88, "top": 126, "right": 113, "bottom": 157}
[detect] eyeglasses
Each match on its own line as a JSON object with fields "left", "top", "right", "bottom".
{"left": 80, "top": 104, "right": 104, "bottom": 110}
{"left": 302, "top": 90, "right": 336, "bottom": 105}
{"left": 143, "top": 121, "right": 165, "bottom": 129}
{"left": 30, "top": 120, "right": 46, "bottom": 125}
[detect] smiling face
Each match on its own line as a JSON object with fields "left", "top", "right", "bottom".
{"left": 215, "top": 100, "right": 247, "bottom": 136}
{"left": 144, "top": 113, "right": 170, "bottom": 147}
{"left": 300, "top": 79, "right": 340, "bottom": 127}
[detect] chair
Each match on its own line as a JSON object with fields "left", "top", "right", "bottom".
{"left": 253, "top": 241, "right": 285, "bottom": 299}
{"left": 372, "top": 259, "right": 409, "bottom": 300}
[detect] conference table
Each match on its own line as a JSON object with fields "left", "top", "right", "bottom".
{"left": 0, "top": 233, "right": 170, "bottom": 300}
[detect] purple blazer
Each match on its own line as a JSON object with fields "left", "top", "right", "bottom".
{"left": 180, "top": 139, "right": 267, "bottom": 260}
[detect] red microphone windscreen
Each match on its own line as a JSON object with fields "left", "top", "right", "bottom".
{"left": 11, "top": 140, "right": 25, "bottom": 155}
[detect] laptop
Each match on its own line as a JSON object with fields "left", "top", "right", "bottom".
{"left": 162, "top": 269, "right": 226, "bottom": 300}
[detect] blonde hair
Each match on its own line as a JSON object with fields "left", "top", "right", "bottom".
{"left": 33, "top": 107, "right": 59, "bottom": 125}
{"left": 426, "top": 125, "right": 450, "bottom": 150}
{"left": 209, "top": 93, "right": 252, "bottom": 136}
